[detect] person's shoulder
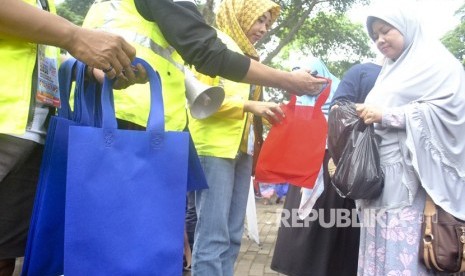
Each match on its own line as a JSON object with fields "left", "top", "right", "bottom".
{"left": 349, "top": 62, "right": 381, "bottom": 72}
{"left": 216, "top": 29, "right": 244, "bottom": 55}
{"left": 341, "top": 63, "right": 364, "bottom": 79}
{"left": 362, "top": 62, "right": 382, "bottom": 71}
{"left": 346, "top": 62, "right": 381, "bottom": 78}
{"left": 360, "top": 63, "right": 382, "bottom": 78}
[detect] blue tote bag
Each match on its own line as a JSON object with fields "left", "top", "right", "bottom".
{"left": 64, "top": 58, "right": 189, "bottom": 275}
{"left": 22, "top": 58, "right": 101, "bottom": 276}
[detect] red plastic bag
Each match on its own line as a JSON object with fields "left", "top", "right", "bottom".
{"left": 255, "top": 79, "right": 331, "bottom": 188}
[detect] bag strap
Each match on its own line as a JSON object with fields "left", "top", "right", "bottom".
{"left": 288, "top": 94, "right": 297, "bottom": 107}
{"left": 57, "top": 58, "right": 101, "bottom": 126}
{"left": 314, "top": 77, "right": 331, "bottom": 109}
{"left": 57, "top": 58, "right": 77, "bottom": 119}
{"left": 73, "top": 62, "right": 94, "bottom": 125}
{"left": 101, "top": 57, "right": 163, "bottom": 132}
{"left": 288, "top": 77, "right": 332, "bottom": 110}
{"left": 459, "top": 214, "right": 465, "bottom": 272}
{"left": 423, "top": 195, "right": 465, "bottom": 272}
{"left": 462, "top": 236, "right": 465, "bottom": 272}
{"left": 422, "top": 194, "right": 442, "bottom": 271}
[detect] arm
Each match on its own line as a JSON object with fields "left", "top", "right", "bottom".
{"left": 244, "top": 59, "right": 326, "bottom": 95}
{"left": 381, "top": 107, "right": 406, "bottom": 129}
{"left": 0, "top": 0, "right": 136, "bottom": 77}
{"left": 355, "top": 104, "right": 406, "bottom": 128}
{"left": 135, "top": 0, "right": 249, "bottom": 81}
{"left": 135, "top": 0, "right": 325, "bottom": 95}
{"left": 244, "top": 100, "right": 284, "bottom": 124}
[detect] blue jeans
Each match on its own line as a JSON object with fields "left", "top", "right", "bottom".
{"left": 192, "top": 152, "right": 252, "bottom": 276}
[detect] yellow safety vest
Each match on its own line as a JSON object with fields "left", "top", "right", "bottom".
{"left": 0, "top": 0, "right": 57, "bottom": 134}
{"left": 83, "top": 0, "right": 186, "bottom": 130}
{"left": 188, "top": 30, "right": 251, "bottom": 158}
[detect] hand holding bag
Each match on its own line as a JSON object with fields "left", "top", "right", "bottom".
{"left": 420, "top": 194, "right": 465, "bottom": 273}
{"left": 255, "top": 79, "right": 331, "bottom": 188}
{"left": 64, "top": 58, "right": 189, "bottom": 275}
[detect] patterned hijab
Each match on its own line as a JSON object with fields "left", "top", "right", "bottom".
{"left": 216, "top": 0, "right": 280, "bottom": 60}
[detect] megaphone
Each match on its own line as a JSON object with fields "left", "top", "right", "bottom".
{"left": 185, "top": 68, "right": 225, "bottom": 119}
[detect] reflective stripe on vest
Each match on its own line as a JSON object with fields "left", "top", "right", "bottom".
{"left": 83, "top": 0, "right": 187, "bottom": 131}
{"left": 108, "top": 29, "right": 185, "bottom": 72}
{"left": 96, "top": 0, "right": 184, "bottom": 71}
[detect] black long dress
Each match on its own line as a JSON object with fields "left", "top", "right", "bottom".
{"left": 271, "top": 152, "right": 360, "bottom": 276}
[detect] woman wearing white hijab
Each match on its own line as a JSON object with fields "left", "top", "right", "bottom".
{"left": 356, "top": 2, "right": 465, "bottom": 275}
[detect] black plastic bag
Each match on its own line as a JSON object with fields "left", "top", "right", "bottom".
{"left": 328, "top": 100, "right": 359, "bottom": 165}
{"left": 331, "top": 119, "right": 384, "bottom": 200}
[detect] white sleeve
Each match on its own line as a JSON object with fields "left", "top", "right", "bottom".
{"left": 381, "top": 107, "right": 406, "bottom": 129}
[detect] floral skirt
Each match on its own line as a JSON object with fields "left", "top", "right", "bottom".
{"left": 357, "top": 187, "right": 439, "bottom": 276}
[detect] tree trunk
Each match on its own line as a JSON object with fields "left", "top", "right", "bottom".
{"left": 262, "top": 6, "right": 313, "bottom": 64}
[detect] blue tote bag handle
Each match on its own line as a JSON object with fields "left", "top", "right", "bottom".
{"left": 102, "top": 59, "right": 208, "bottom": 192}
{"left": 57, "top": 57, "right": 99, "bottom": 125}
{"left": 56, "top": 58, "right": 76, "bottom": 119}
{"left": 101, "top": 57, "right": 164, "bottom": 132}
{"left": 72, "top": 61, "right": 93, "bottom": 125}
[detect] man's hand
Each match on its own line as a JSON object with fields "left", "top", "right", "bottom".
{"left": 91, "top": 63, "right": 148, "bottom": 90}
{"left": 65, "top": 28, "right": 136, "bottom": 80}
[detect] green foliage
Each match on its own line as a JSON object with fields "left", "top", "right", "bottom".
{"left": 291, "top": 12, "right": 375, "bottom": 77}
{"left": 264, "top": 10, "right": 375, "bottom": 103}
{"left": 56, "top": 0, "right": 93, "bottom": 26}
{"left": 441, "top": 4, "right": 465, "bottom": 68}
{"left": 327, "top": 60, "right": 362, "bottom": 79}
{"left": 251, "top": 1, "right": 375, "bottom": 103}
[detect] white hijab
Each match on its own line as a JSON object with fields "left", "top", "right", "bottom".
{"left": 365, "top": 4, "right": 465, "bottom": 219}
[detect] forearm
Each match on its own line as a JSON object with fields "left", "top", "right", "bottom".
{"left": 242, "top": 60, "right": 291, "bottom": 91}
{"left": 133, "top": 0, "right": 323, "bottom": 92}
{"left": 243, "top": 100, "right": 284, "bottom": 124}
{"left": 242, "top": 59, "right": 327, "bottom": 95}
{"left": 381, "top": 107, "right": 406, "bottom": 129}
{"left": 0, "top": 0, "right": 78, "bottom": 50}
{"left": 134, "top": 0, "right": 249, "bottom": 81}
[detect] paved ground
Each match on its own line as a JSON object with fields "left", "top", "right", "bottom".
{"left": 183, "top": 197, "right": 285, "bottom": 276}
{"left": 13, "top": 198, "right": 284, "bottom": 276}
{"left": 234, "top": 199, "right": 284, "bottom": 276}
